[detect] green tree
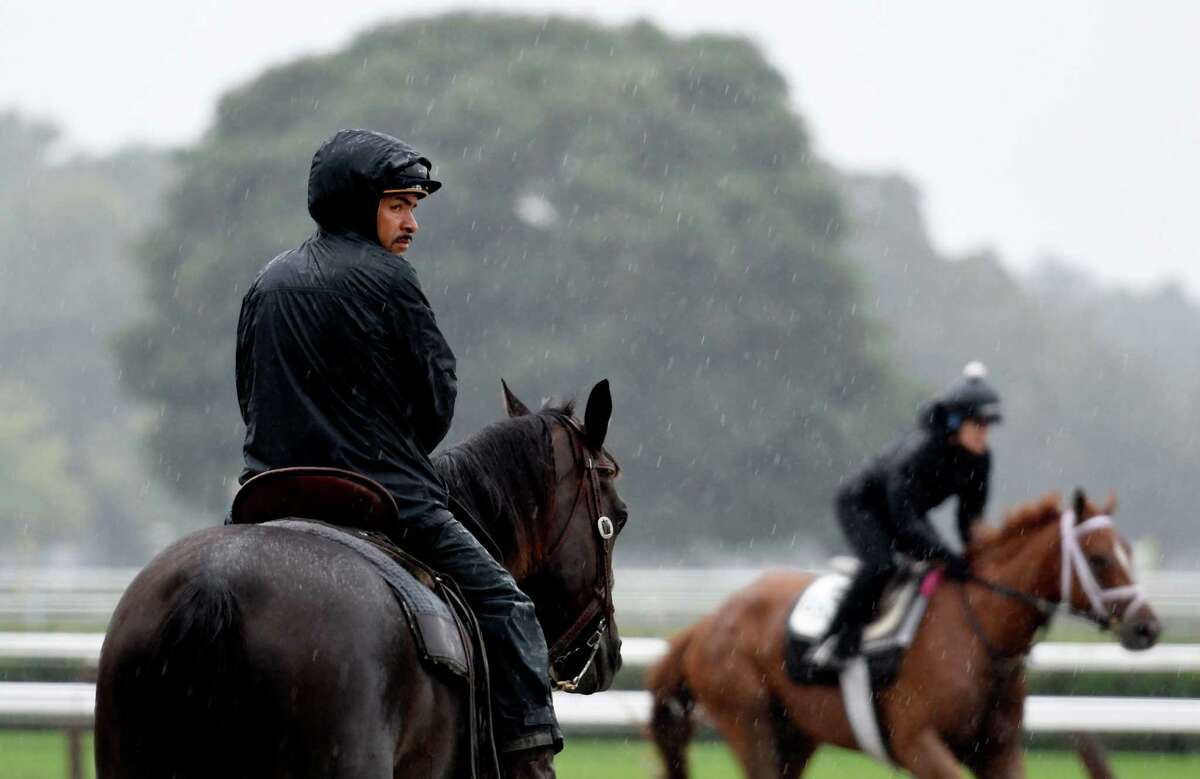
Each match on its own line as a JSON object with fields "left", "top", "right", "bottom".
{"left": 118, "top": 14, "right": 907, "bottom": 554}
{"left": 0, "top": 382, "right": 88, "bottom": 555}
{"left": 0, "top": 112, "right": 186, "bottom": 562}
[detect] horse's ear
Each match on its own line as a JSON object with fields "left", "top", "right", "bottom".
{"left": 1102, "top": 492, "right": 1118, "bottom": 515}
{"left": 502, "top": 379, "right": 532, "bottom": 418}
{"left": 583, "top": 379, "right": 612, "bottom": 451}
{"left": 1072, "top": 488, "right": 1089, "bottom": 521}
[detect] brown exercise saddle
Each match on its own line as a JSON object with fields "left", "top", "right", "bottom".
{"left": 230, "top": 466, "right": 401, "bottom": 533}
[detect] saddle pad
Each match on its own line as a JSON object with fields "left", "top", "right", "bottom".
{"left": 784, "top": 568, "right": 940, "bottom": 687}
{"left": 787, "top": 572, "right": 851, "bottom": 639}
{"left": 267, "top": 519, "right": 469, "bottom": 678}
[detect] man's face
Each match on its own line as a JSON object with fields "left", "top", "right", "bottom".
{"left": 376, "top": 193, "right": 421, "bottom": 255}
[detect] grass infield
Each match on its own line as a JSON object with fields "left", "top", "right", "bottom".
{"left": 3, "top": 731, "right": 1197, "bottom": 778}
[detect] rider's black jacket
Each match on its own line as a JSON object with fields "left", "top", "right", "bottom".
{"left": 236, "top": 130, "right": 457, "bottom": 523}
{"left": 836, "top": 428, "right": 990, "bottom": 560}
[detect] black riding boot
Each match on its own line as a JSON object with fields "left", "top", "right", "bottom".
{"left": 396, "top": 509, "right": 562, "bottom": 755}
{"left": 809, "top": 563, "right": 894, "bottom": 665}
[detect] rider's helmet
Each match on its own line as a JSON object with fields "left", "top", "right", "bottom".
{"left": 921, "top": 362, "right": 1003, "bottom": 433}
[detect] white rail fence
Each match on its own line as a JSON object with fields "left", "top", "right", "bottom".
{"left": 3, "top": 568, "right": 1198, "bottom": 751}
{"left": 3, "top": 634, "right": 1200, "bottom": 733}
{"left": 3, "top": 683, "right": 1200, "bottom": 736}
{"left": 6, "top": 633, "right": 1200, "bottom": 676}
{"left": 5, "top": 567, "right": 1200, "bottom": 626}
{"left": 2, "top": 636, "right": 1198, "bottom": 778}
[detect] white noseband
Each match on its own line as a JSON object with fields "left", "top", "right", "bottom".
{"left": 1060, "top": 511, "right": 1145, "bottom": 622}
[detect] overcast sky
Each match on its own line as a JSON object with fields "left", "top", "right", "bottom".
{"left": 4, "top": 1, "right": 1198, "bottom": 295}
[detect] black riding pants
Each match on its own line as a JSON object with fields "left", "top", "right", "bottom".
{"left": 399, "top": 509, "right": 561, "bottom": 754}
{"left": 825, "top": 499, "right": 898, "bottom": 650}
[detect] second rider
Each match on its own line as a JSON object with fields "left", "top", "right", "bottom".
{"left": 810, "top": 362, "right": 1003, "bottom": 665}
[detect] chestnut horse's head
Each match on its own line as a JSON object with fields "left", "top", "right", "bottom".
{"left": 972, "top": 489, "right": 1161, "bottom": 650}
{"left": 1064, "top": 489, "right": 1161, "bottom": 650}
{"left": 502, "top": 379, "right": 628, "bottom": 694}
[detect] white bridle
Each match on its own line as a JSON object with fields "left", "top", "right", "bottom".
{"left": 1059, "top": 510, "right": 1146, "bottom": 623}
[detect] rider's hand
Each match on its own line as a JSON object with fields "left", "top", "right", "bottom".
{"left": 942, "top": 554, "right": 972, "bottom": 580}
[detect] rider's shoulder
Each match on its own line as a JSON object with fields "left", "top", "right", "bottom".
{"left": 893, "top": 429, "right": 936, "bottom": 461}
{"left": 249, "top": 247, "right": 307, "bottom": 293}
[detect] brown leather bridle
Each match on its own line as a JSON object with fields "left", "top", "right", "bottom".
{"left": 543, "top": 415, "right": 618, "bottom": 692}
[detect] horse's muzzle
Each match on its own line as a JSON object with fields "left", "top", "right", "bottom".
{"left": 1118, "top": 605, "right": 1162, "bottom": 651}
{"left": 560, "top": 625, "right": 622, "bottom": 694}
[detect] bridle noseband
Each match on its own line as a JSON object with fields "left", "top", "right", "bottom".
{"left": 1057, "top": 510, "right": 1145, "bottom": 625}
{"left": 543, "top": 416, "right": 618, "bottom": 692}
{"left": 961, "top": 510, "right": 1144, "bottom": 659}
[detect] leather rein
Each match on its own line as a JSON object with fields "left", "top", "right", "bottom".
{"left": 541, "top": 415, "right": 618, "bottom": 692}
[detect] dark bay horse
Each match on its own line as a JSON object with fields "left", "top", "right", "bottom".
{"left": 648, "top": 490, "right": 1161, "bottom": 779}
{"left": 95, "top": 380, "right": 627, "bottom": 778}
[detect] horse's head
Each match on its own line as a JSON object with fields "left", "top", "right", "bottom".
{"left": 503, "top": 378, "right": 628, "bottom": 694}
{"left": 1064, "top": 489, "right": 1161, "bottom": 650}
{"left": 971, "top": 490, "right": 1161, "bottom": 651}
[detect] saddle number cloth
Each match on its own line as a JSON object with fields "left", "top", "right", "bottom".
{"left": 787, "top": 573, "right": 851, "bottom": 638}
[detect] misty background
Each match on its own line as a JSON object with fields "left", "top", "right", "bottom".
{"left": 2, "top": 4, "right": 1199, "bottom": 567}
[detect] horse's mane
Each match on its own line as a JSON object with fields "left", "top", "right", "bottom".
{"left": 432, "top": 400, "right": 576, "bottom": 559}
{"left": 968, "top": 493, "right": 1062, "bottom": 557}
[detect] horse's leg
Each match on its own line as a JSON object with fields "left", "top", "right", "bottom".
{"left": 771, "top": 704, "right": 816, "bottom": 779}
{"left": 705, "top": 701, "right": 785, "bottom": 779}
{"left": 973, "top": 745, "right": 1026, "bottom": 779}
{"left": 890, "top": 729, "right": 965, "bottom": 779}
{"left": 776, "top": 736, "right": 816, "bottom": 779}
{"left": 968, "top": 718, "right": 1027, "bottom": 779}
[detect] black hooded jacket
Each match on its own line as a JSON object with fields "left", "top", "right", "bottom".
{"left": 236, "top": 130, "right": 457, "bottom": 522}
{"left": 836, "top": 426, "right": 990, "bottom": 561}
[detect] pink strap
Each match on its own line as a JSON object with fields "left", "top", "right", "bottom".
{"left": 920, "top": 568, "right": 944, "bottom": 597}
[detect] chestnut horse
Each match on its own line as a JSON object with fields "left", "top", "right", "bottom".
{"left": 96, "top": 380, "right": 627, "bottom": 779}
{"left": 648, "top": 490, "right": 1161, "bottom": 779}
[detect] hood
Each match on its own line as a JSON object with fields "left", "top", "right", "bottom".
{"left": 307, "top": 128, "right": 442, "bottom": 239}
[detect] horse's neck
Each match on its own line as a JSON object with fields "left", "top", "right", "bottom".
{"left": 445, "top": 485, "right": 532, "bottom": 584}
{"left": 437, "top": 447, "right": 551, "bottom": 585}
{"left": 967, "top": 520, "right": 1063, "bottom": 657}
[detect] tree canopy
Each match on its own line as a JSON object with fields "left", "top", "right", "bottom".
{"left": 0, "top": 112, "right": 187, "bottom": 561}
{"left": 117, "top": 14, "right": 907, "bottom": 555}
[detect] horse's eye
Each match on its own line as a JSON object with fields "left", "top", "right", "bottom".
{"left": 1087, "top": 554, "right": 1110, "bottom": 570}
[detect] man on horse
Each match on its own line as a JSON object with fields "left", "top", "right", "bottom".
{"left": 236, "top": 128, "right": 559, "bottom": 777}
{"left": 809, "top": 362, "right": 1002, "bottom": 666}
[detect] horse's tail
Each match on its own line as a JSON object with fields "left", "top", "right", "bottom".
{"left": 132, "top": 575, "right": 247, "bottom": 776}
{"left": 646, "top": 625, "right": 698, "bottom": 779}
